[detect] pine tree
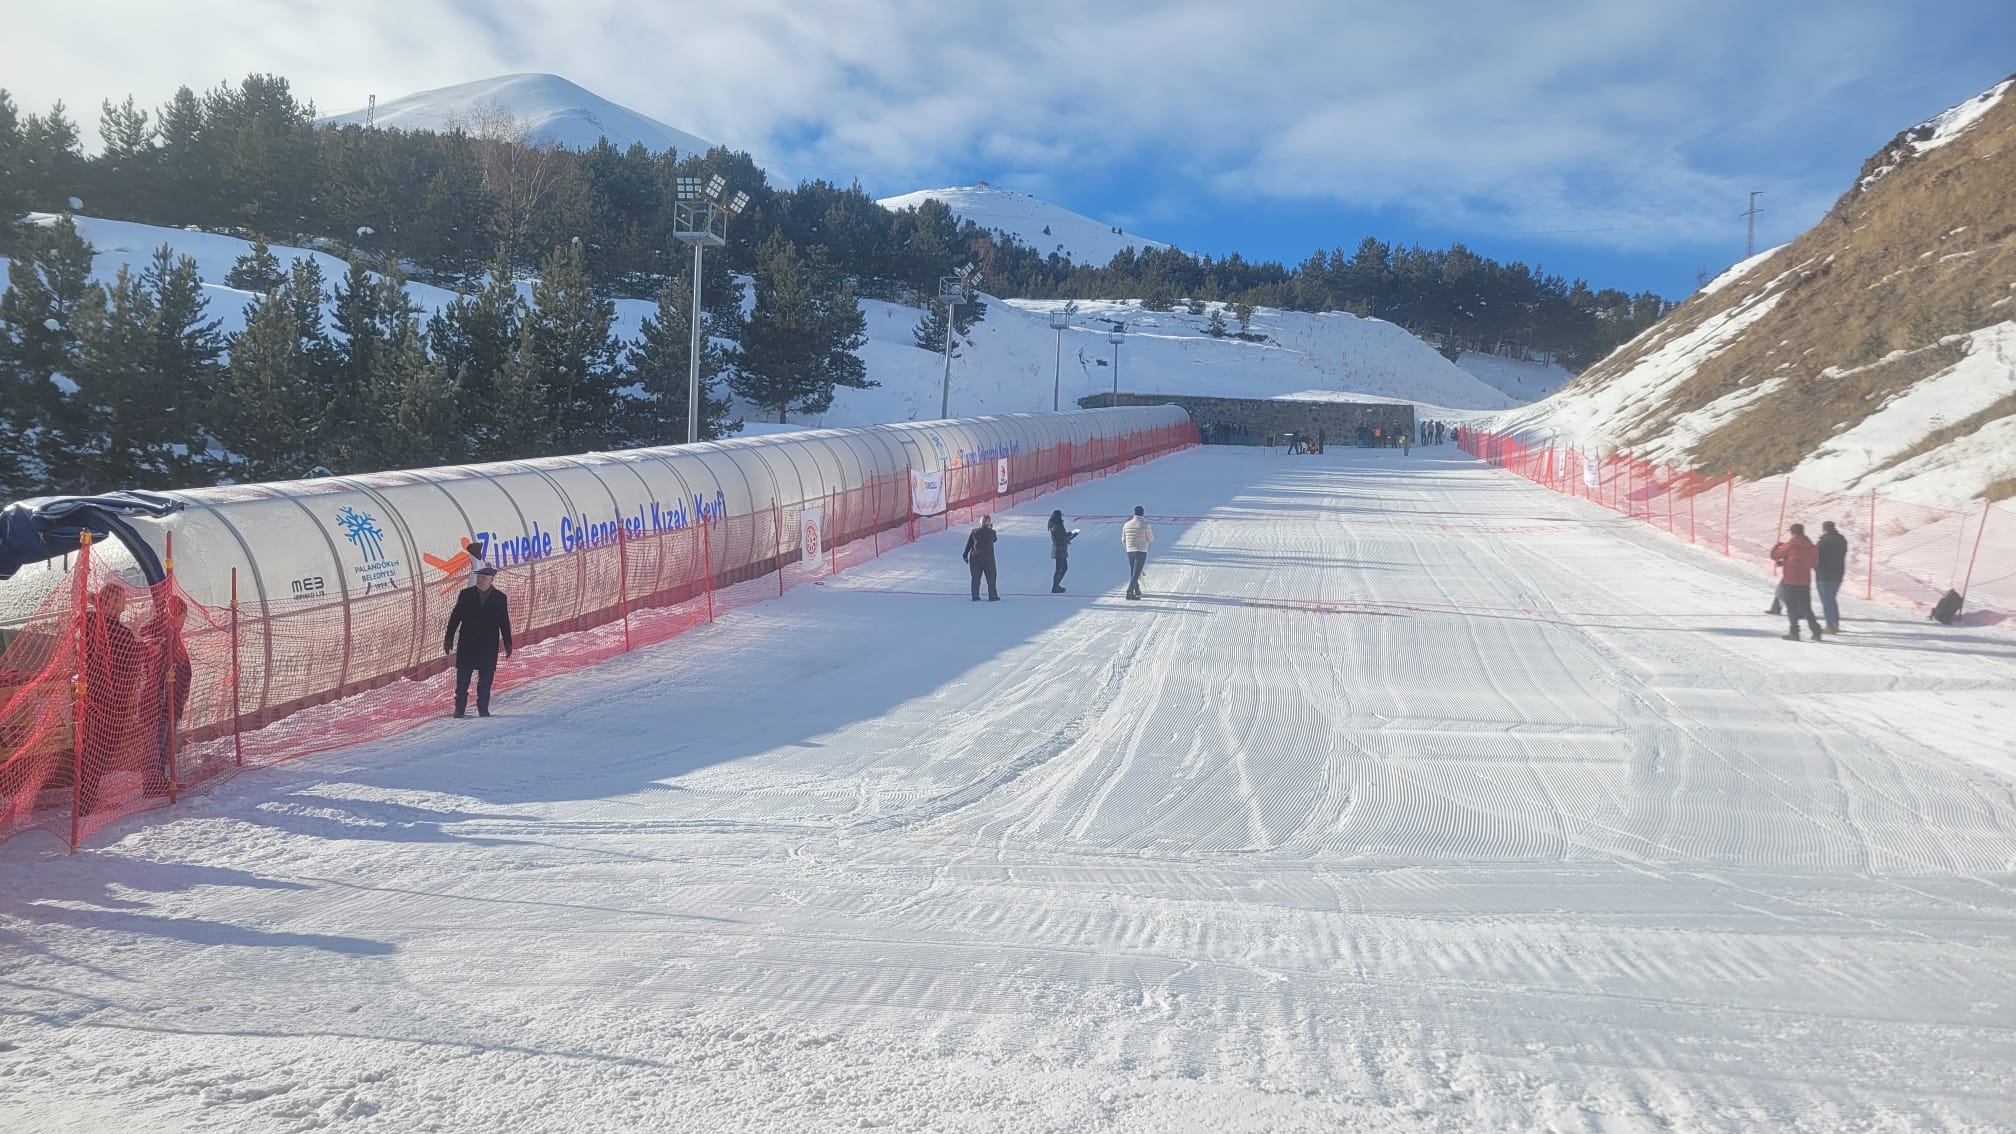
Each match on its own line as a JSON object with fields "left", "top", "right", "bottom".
{"left": 92, "top": 95, "right": 156, "bottom": 217}
{"left": 18, "top": 101, "right": 84, "bottom": 212}
{"left": 489, "top": 319, "right": 553, "bottom": 458}
{"left": 524, "top": 240, "right": 626, "bottom": 452}
{"left": 628, "top": 274, "right": 736, "bottom": 445}
{"left": 378, "top": 326, "right": 461, "bottom": 469}
{"left": 912, "top": 299, "right": 957, "bottom": 355}
{"left": 0, "top": 91, "right": 26, "bottom": 247}
{"left": 220, "top": 290, "right": 318, "bottom": 480}
{"left": 225, "top": 239, "right": 286, "bottom": 292}
{"left": 1233, "top": 300, "right": 1256, "bottom": 335}
{"left": 0, "top": 219, "right": 97, "bottom": 494}
{"left": 428, "top": 256, "right": 521, "bottom": 451}
{"left": 1206, "top": 307, "right": 1227, "bottom": 338}
{"left": 324, "top": 256, "right": 386, "bottom": 466}
{"left": 48, "top": 250, "right": 219, "bottom": 492}
{"left": 731, "top": 239, "right": 871, "bottom": 423}
{"left": 139, "top": 245, "right": 226, "bottom": 460}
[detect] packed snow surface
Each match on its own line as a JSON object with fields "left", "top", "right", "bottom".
{"left": 6, "top": 448, "right": 2014, "bottom": 1132}
{"left": 319, "top": 73, "right": 715, "bottom": 156}
{"left": 878, "top": 184, "right": 1170, "bottom": 266}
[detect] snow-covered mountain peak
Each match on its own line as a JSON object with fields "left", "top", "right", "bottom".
{"left": 319, "top": 73, "right": 716, "bottom": 156}
{"left": 877, "top": 184, "right": 1170, "bottom": 267}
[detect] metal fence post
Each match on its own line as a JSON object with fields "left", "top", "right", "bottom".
{"left": 69, "top": 531, "right": 92, "bottom": 852}
{"left": 615, "top": 510, "right": 632, "bottom": 652}
{"left": 230, "top": 568, "right": 243, "bottom": 767}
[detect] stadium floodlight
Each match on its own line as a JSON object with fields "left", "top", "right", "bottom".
{"left": 937, "top": 271, "right": 967, "bottom": 420}
{"left": 1047, "top": 303, "right": 1074, "bottom": 412}
{"left": 1107, "top": 324, "right": 1126, "bottom": 408}
{"left": 672, "top": 177, "right": 744, "bottom": 444}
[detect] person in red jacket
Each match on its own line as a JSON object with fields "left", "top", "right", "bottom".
{"left": 1777, "top": 524, "right": 1824, "bottom": 641}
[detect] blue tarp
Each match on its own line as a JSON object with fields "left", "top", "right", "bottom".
{"left": 0, "top": 492, "right": 184, "bottom": 580}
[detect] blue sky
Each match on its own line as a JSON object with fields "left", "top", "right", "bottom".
{"left": 5, "top": 0, "right": 2012, "bottom": 298}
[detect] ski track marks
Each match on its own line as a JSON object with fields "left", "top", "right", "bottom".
{"left": 4, "top": 447, "right": 2015, "bottom": 1133}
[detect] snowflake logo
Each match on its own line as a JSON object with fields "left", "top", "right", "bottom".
{"left": 336, "top": 506, "right": 387, "bottom": 563}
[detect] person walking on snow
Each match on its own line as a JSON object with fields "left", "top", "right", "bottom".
{"left": 1122, "top": 506, "right": 1154, "bottom": 600}
{"left": 1815, "top": 521, "right": 1849, "bottom": 633}
{"left": 444, "top": 565, "right": 513, "bottom": 717}
{"left": 1048, "top": 509, "right": 1078, "bottom": 593}
{"left": 964, "top": 515, "right": 1000, "bottom": 601}
{"left": 1777, "top": 525, "right": 1825, "bottom": 641}
{"left": 1401, "top": 430, "right": 1411, "bottom": 456}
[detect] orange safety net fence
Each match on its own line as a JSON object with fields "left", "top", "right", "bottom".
{"left": 1, "top": 423, "right": 1199, "bottom": 850}
{"left": 1458, "top": 428, "right": 2014, "bottom": 622}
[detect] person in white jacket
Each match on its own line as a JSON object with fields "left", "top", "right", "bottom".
{"left": 1121, "top": 506, "right": 1153, "bottom": 600}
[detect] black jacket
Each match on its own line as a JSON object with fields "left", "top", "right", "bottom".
{"left": 445, "top": 586, "right": 514, "bottom": 664}
{"left": 1049, "top": 519, "right": 1076, "bottom": 557}
{"left": 1815, "top": 531, "right": 1848, "bottom": 581}
{"left": 962, "top": 526, "right": 998, "bottom": 566}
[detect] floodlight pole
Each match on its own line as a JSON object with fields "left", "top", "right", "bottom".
{"left": 1049, "top": 312, "right": 1068, "bottom": 412}
{"left": 937, "top": 271, "right": 969, "bottom": 420}
{"left": 1108, "top": 326, "right": 1126, "bottom": 408}
{"left": 686, "top": 239, "right": 705, "bottom": 444}
{"left": 673, "top": 177, "right": 741, "bottom": 445}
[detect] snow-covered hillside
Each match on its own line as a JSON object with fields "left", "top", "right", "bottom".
{"left": 1453, "top": 350, "right": 1573, "bottom": 400}
{"left": 319, "top": 74, "right": 716, "bottom": 155}
{"left": 12, "top": 213, "right": 664, "bottom": 346}
{"left": 13, "top": 213, "right": 1528, "bottom": 439}
{"left": 877, "top": 184, "right": 1169, "bottom": 266}
{"left": 795, "top": 297, "right": 1520, "bottom": 428}
{"left": 1493, "top": 76, "right": 2016, "bottom": 511}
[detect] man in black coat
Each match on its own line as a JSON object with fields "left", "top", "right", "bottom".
{"left": 1815, "top": 521, "right": 1849, "bottom": 633}
{"left": 444, "top": 565, "right": 513, "bottom": 717}
{"left": 963, "top": 515, "right": 1000, "bottom": 601}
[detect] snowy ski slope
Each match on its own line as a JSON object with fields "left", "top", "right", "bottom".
{"left": 4, "top": 449, "right": 2015, "bottom": 1132}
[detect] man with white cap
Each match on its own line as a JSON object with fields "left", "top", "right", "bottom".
{"left": 444, "top": 564, "right": 514, "bottom": 717}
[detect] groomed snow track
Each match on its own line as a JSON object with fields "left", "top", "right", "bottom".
{"left": 4, "top": 447, "right": 2015, "bottom": 1132}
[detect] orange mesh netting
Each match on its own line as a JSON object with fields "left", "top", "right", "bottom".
{"left": 1460, "top": 430, "right": 2013, "bottom": 622}
{"left": 0, "top": 424, "right": 1198, "bottom": 850}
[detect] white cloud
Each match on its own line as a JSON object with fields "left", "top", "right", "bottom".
{"left": 1, "top": 0, "right": 2004, "bottom": 253}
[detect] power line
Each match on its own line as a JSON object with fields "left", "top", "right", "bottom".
{"left": 1742, "top": 191, "right": 1763, "bottom": 257}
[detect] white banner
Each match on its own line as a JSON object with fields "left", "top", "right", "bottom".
{"left": 800, "top": 506, "right": 824, "bottom": 572}
{"left": 996, "top": 457, "right": 1010, "bottom": 496}
{"left": 1583, "top": 453, "right": 1601, "bottom": 490}
{"left": 911, "top": 470, "right": 945, "bottom": 516}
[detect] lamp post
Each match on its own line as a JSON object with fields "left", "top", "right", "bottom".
{"left": 672, "top": 174, "right": 749, "bottom": 444}
{"left": 1107, "top": 324, "right": 1126, "bottom": 408}
{"left": 1048, "top": 301, "right": 1075, "bottom": 412}
{"left": 937, "top": 263, "right": 981, "bottom": 420}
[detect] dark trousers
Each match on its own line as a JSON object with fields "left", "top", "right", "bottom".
{"left": 456, "top": 660, "right": 497, "bottom": 715}
{"left": 1052, "top": 554, "right": 1068, "bottom": 590}
{"left": 1782, "top": 585, "right": 1822, "bottom": 638}
{"left": 970, "top": 560, "right": 998, "bottom": 600}
{"left": 1126, "top": 551, "right": 1147, "bottom": 597}
{"left": 1816, "top": 577, "right": 1842, "bottom": 627}
{"left": 1767, "top": 582, "right": 1784, "bottom": 614}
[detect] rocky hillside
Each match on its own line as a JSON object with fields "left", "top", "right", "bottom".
{"left": 1499, "top": 76, "right": 2016, "bottom": 508}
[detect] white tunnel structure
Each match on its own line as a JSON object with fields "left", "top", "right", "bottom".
{"left": 2, "top": 407, "right": 1190, "bottom": 730}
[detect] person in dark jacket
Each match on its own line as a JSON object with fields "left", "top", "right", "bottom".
{"left": 1815, "top": 521, "right": 1849, "bottom": 632}
{"left": 444, "top": 566, "right": 513, "bottom": 717}
{"left": 141, "top": 594, "right": 192, "bottom": 796}
{"left": 1048, "top": 510, "right": 1078, "bottom": 593}
{"left": 963, "top": 515, "right": 1000, "bottom": 601}
{"left": 1778, "top": 525, "right": 1824, "bottom": 641}
{"left": 77, "top": 583, "right": 144, "bottom": 816}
